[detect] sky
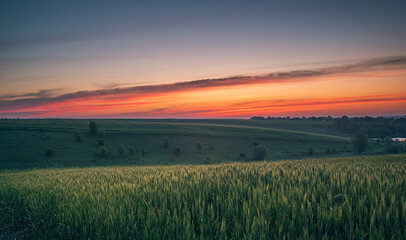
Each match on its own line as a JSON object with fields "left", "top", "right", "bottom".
{"left": 1, "top": 0, "right": 406, "bottom": 118}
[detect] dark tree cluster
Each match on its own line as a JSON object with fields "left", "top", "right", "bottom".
{"left": 251, "top": 115, "right": 406, "bottom": 138}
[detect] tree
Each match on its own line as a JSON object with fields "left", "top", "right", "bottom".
{"left": 352, "top": 131, "right": 367, "bottom": 153}
{"left": 197, "top": 142, "right": 202, "bottom": 151}
{"left": 175, "top": 147, "right": 181, "bottom": 155}
{"left": 308, "top": 147, "right": 313, "bottom": 156}
{"left": 239, "top": 152, "right": 247, "bottom": 161}
{"left": 118, "top": 144, "right": 126, "bottom": 155}
{"left": 252, "top": 145, "right": 266, "bottom": 161}
{"left": 128, "top": 147, "right": 134, "bottom": 155}
{"left": 45, "top": 147, "right": 54, "bottom": 157}
{"left": 140, "top": 147, "right": 146, "bottom": 157}
{"left": 89, "top": 121, "right": 98, "bottom": 136}
{"left": 75, "top": 130, "right": 82, "bottom": 142}
{"left": 98, "top": 139, "right": 105, "bottom": 146}
{"left": 100, "top": 146, "right": 111, "bottom": 157}
{"left": 163, "top": 137, "right": 169, "bottom": 148}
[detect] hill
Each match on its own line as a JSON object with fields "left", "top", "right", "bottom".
{"left": 0, "top": 119, "right": 353, "bottom": 169}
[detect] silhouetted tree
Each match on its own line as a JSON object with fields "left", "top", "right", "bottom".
{"left": 140, "top": 147, "right": 146, "bottom": 157}
{"left": 118, "top": 144, "right": 126, "bottom": 155}
{"left": 352, "top": 131, "right": 367, "bottom": 153}
{"left": 89, "top": 121, "right": 98, "bottom": 135}
{"left": 197, "top": 142, "right": 202, "bottom": 151}
{"left": 45, "top": 147, "right": 54, "bottom": 157}
{"left": 308, "top": 147, "right": 313, "bottom": 156}
{"left": 175, "top": 147, "right": 181, "bottom": 155}
{"left": 100, "top": 146, "right": 111, "bottom": 157}
{"left": 252, "top": 145, "right": 266, "bottom": 161}
{"left": 163, "top": 137, "right": 170, "bottom": 148}
{"left": 75, "top": 130, "right": 82, "bottom": 142}
{"left": 128, "top": 147, "right": 134, "bottom": 155}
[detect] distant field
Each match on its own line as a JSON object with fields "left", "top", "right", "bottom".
{"left": 1, "top": 154, "right": 405, "bottom": 239}
{"left": 0, "top": 119, "right": 355, "bottom": 169}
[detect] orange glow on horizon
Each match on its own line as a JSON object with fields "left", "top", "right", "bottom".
{"left": 1, "top": 68, "right": 406, "bottom": 118}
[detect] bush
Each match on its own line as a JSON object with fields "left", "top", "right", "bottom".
{"left": 118, "top": 144, "right": 126, "bottom": 155}
{"left": 45, "top": 147, "right": 54, "bottom": 157}
{"left": 100, "top": 146, "right": 111, "bottom": 157}
{"left": 252, "top": 145, "right": 266, "bottom": 161}
{"left": 140, "top": 147, "right": 146, "bottom": 157}
{"left": 98, "top": 139, "right": 105, "bottom": 146}
{"left": 128, "top": 147, "right": 134, "bottom": 155}
{"left": 89, "top": 121, "right": 98, "bottom": 136}
{"left": 239, "top": 152, "right": 246, "bottom": 160}
{"left": 197, "top": 142, "right": 202, "bottom": 151}
{"left": 75, "top": 130, "right": 82, "bottom": 142}
{"left": 175, "top": 147, "right": 181, "bottom": 155}
{"left": 352, "top": 131, "right": 367, "bottom": 153}
{"left": 163, "top": 137, "right": 170, "bottom": 148}
{"left": 386, "top": 144, "right": 405, "bottom": 154}
{"left": 308, "top": 147, "right": 313, "bottom": 156}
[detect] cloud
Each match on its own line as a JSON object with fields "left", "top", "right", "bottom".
{"left": 92, "top": 81, "right": 135, "bottom": 89}
{"left": 0, "top": 31, "right": 102, "bottom": 52}
{"left": 0, "top": 88, "right": 63, "bottom": 100}
{"left": 1, "top": 56, "right": 406, "bottom": 113}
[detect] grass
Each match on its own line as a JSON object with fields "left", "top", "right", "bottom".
{"left": 1, "top": 154, "right": 405, "bottom": 239}
{"left": 0, "top": 119, "right": 354, "bottom": 169}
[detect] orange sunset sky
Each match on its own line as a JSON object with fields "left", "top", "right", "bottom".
{"left": 1, "top": 1, "right": 406, "bottom": 118}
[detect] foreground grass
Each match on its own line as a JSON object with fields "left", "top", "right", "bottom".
{"left": 1, "top": 154, "right": 405, "bottom": 239}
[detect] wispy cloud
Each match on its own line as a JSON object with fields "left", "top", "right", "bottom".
{"left": 1, "top": 56, "right": 406, "bottom": 114}
{"left": 0, "top": 31, "right": 102, "bottom": 52}
{"left": 0, "top": 88, "right": 63, "bottom": 100}
{"left": 92, "top": 81, "right": 135, "bottom": 89}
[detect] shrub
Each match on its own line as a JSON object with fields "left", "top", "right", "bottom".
{"left": 197, "top": 142, "right": 202, "bottom": 151}
{"left": 175, "top": 147, "right": 181, "bottom": 155}
{"left": 89, "top": 121, "right": 98, "bottom": 136}
{"left": 239, "top": 152, "right": 246, "bottom": 160}
{"left": 252, "top": 145, "right": 266, "bottom": 161}
{"left": 118, "top": 144, "right": 126, "bottom": 155}
{"left": 75, "top": 130, "right": 82, "bottom": 142}
{"left": 100, "top": 146, "right": 111, "bottom": 157}
{"left": 140, "top": 147, "right": 146, "bottom": 157}
{"left": 128, "top": 147, "right": 134, "bottom": 155}
{"left": 386, "top": 144, "right": 405, "bottom": 154}
{"left": 163, "top": 137, "right": 170, "bottom": 148}
{"left": 45, "top": 147, "right": 54, "bottom": 157}
{"left": 308, "top": 147, "right": 313, "bottom": 156}
{"left": 352, "top": 131, "right": 367, "bottom": 153}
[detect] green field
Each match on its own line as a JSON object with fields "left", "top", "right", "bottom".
{"left": 1, "top": 154, "right": 405, "bottom": 239}
{"left": 0, "top": 119, "right": 357, "bottom": 169}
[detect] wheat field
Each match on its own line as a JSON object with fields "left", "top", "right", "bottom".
{"left": 1, "top": 154, "right": 405, "bottom": 239}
